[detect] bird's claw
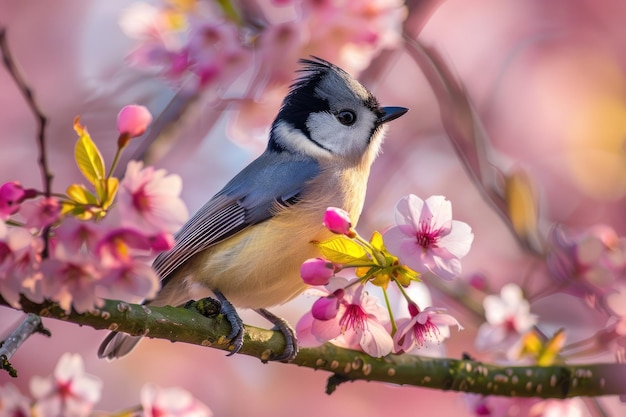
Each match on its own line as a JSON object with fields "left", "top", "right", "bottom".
{"left": 214, "top": 291, "right": 245, "bottom": 355}
{"left": 255, "top": 308, "right": 298, "bottom": 362}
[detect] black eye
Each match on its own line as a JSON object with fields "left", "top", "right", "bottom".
{"left": 336, "top": 110, "right": 356, "bottom": 126}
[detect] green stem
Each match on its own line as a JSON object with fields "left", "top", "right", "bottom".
{"left": 382, "top": 287, "right": 397, "bottom": 335}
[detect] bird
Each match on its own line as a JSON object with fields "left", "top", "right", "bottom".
{"left": 98, "top": 56, "right": 408, "bottom": 362}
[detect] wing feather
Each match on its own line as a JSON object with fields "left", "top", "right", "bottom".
{"left": 152, "top": 151, "right": 319, "bottom": 282}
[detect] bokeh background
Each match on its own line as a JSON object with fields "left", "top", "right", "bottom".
{"left": 1, "top": 0, "right": 625, "bottom": 415}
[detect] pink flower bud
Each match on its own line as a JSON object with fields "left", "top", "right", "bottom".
{"left": 300, "top": 257, "right": 340, "bottom": 286}
{"left": 323, "top": 207, "right": 353, "bottom": 236}
{"left": 149, "top": 232, "right": 175, "bottom": 252}
{"left": 312, "top": 295, "right": 340, "bottom": 320}
{"left": 0, "top": 182, "right": 26, "bottom": 219}
{"left": 116, "top": 105, "right": 153, "bottom": 138}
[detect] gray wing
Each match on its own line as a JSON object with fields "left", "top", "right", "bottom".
{"left": 152, "top": 151, "right": 319, "bottom": 281}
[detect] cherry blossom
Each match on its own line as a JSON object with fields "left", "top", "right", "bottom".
{"left": 118, "top": 160, "right": 189, "bottom": 234}
{"left": 384, "top": 195, "right": 474, "bottom": 280}
{"left": 30, "top": 353, "right": 102, "bottom": 417}
{"left": 475, "top": 284, "right": 538, "bottom": 353}
{"left": 393, "top": 304, "right": 463, "bottom": 353}
{"left": 141, "top": 384, "right": 213, "bottom": 417}
{"left": 0, "top": 224, "right": 43, "bottom": 308}
{"left": 300, "top": 257, "right": 341, "bottom": 286}
{"left": 323, "top": 207, "right": 353, "bottom": 236}
{"left": 296, "top": 277, "right": 393, "bottom": 357}
{"left": 117, "top": 104, "right": 153, "bottom": 138}
{"left": 39, "top": 245, "right": 102, "bottom": 314}
{"left": 20, "top": 197, "right": 62, "bottom": 229}
{"left": 0, "top": 181, "right": 26, "bottom": 220}
{"left": 0, "top": 383, "right": 32, "bottom": 417}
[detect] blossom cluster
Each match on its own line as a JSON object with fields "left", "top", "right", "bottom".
{"left": 118, "top": 0, "right": 407, "bottom": 146}
{"left": 0, "top": 353, "right": 212, "bottom": 417}
{"left": 296, "top": 195, "right": 474, "bottom": 357}
{"left": 0, "top": 105, "right": 188, "bottom": 314}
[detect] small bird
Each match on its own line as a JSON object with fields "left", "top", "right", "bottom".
{"left": 98, "top": 57, "right": 407, "bottom": 361}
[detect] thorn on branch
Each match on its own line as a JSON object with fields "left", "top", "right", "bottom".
{"left": 326, "top": 374, "right": 352, "bottom": 395}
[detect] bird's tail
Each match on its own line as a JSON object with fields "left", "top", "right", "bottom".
{"left": 97, "top": 331, "right": 143, "bottom": 359}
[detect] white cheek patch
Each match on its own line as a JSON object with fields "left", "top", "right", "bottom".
{"left": 306, "top": 110, "right": 379, "bottom": 159}
{"left": 272, "top": 120, "right": 333, "bottom": 159}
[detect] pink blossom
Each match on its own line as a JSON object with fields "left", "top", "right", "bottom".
{"left": 393, "top": 304, "right": 463, "bottom": 353}
{"left": 0, "top": 383, "right": 32, "bottom": 417}
{"left": 384, "top": 195, "right": 474, "bottom": 280}
{"left": 39, "top": 246, "right": 102, "bottom": 314}
{"left": 97, "top": 261, "right": 160, "bottom": 304}
{"left": 300, "top": 257, "right": 340, "bottom": 286}
{"left": 117, "top": 105, "right": 153, "bottom": 138}
{"left": 297, "top": 278, "right": 393, "bottom": 357}
{"left": 528, "top": 399, "right": 585, "bottom": 417}
{"left": 53, "top": 218, "right": 102, "bottom": 253}
{"left": 547, "top": 225, "right": 626, "bottom": 299}
{"left": 475, "top": 284, "right": 538, "bottom": 353}
{"left": 0, "top": 181, "right": 26, "bottom": 219}
{"left": 323, "top": 207, "right": 353, "bottom": 236}
{"left": 30, "top": 353, "right": 102, "bottom": 417}
{"left": 96, "top": 228, "right": 173, "bottom": 265}
{"left": 141, "top": 384, "right": 213, "bottom": 417}
{"left": 20, "top": 197, "right": 61, "bottom": 229}
{"left": 118, "top": 160, "right": 188, "bottom": 234}
{"left": 0, "top": 224, "right": 43, "bottom": 308}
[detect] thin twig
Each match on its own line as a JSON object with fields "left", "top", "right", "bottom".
{"left": 0, "top": 28, "right": 53, "bottom": 257}
{"left": 0, "top": 313, "right": 50, "bottom": 377}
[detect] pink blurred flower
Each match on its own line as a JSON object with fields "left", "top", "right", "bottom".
{"left": 97, "top": 260, "right": 160, "bottom": 304}
{"left": 141, "top": 384, "right": 213, "bottom": 417}
{"left": 118, "top": 160, "right": 188, "bottom": 234}
{"left": 0, "top": 181, "right": 26, "bottom": 220}
{"left": 53, "top": 218, "right": 102, "bottom": 253}
{"left": 0, "top": 383, "right": 32, "bottom": 417}
{"left": 297, "top": 277, "right": 393, "bottom": 357}
{"left": 528, "top": 399, "right": 585, "bottom": 417}
{"left": 300, "top": 257, "right": 341, "bottom": 286}
{"left": 0, "top": 223, "right": 43, "bottom": 308}
{"left": 117, "top": 104, "right": 153, "bottom": 138}
{"left": 547, "top": 225, "right": 626, "bottom": 300}
{"left": 323, "top": 207, "right": 353, "bottom": 236}
{"left": 384, "top": 195, "right": 474, "bottom": 280}
{"left": 30, "top": 353, "right": 102, "bottom": 417}
{"left": 393, "top": 304, "right": 463, "bottom": 353}
{"left": 475, "top": 284, "right": 538, "bottom": 353}
{"left": 20, "top": 197, "right": 62, "bottom": 229}
{"left": 39, "top": 246, "right": 102, "bottom": 314}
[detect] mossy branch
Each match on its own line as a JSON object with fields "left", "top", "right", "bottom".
{"left": 2, "top": 296, "right": 625, "bottom": 398}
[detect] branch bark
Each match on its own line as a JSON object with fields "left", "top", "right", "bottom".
{"left": 3, "top": 296, "right": 625, "bottom": 398}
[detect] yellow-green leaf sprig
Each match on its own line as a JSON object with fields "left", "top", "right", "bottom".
{"left": 62, "top": 117, "right": 121, "bottom": 220}
{"left": 314, "top": 229, "right": 420, "bottom": 335}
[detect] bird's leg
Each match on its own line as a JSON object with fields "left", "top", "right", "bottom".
{"left": 212, "top": 290, "right": 245, "bottom": 356}
{"left": 254, "top": 308, "right": 298, "bottom": 362}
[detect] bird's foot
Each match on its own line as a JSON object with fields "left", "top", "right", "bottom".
{"left": 255, "top": 308, "right": 298, "bottom": 362}
{"left": 187, "top": 293, "right": 244, "bottom": 356}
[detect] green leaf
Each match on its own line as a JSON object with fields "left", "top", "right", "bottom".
{"left": 66, "top": 183, "right": 97, "bottom": 205}
{"left": 101, "top": 177, "right": 119, "bottom": 210}
{"left": 369, "top": 231, "right": 386, "bottom": 252}
{"left": 74, "top": 117, "right": 105, "bottom": 186}
{"left": 316, "top": 236, "right": 370, "bottom": 265}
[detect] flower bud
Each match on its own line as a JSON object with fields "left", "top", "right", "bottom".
{"left": 0, "top": 182, "right": 26, "bottom": 219}
{"left": 116, "top": 105, "right": 153, "bottom": 139}
{"left": 323, "top": 207, "right": 353, "bottom": 236}
{"left": 300, "top": 257, "right": 340, "bottom": 286}
{"left": 312, "top": 295, "right": 340, "bottom": 320}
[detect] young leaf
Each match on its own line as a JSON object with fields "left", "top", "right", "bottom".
{"left": 74, "top": 117, "right": 106, "bottom": 186}
{"left": 66, "top": 183, "right": 98, "bottom": 205}
{"left": 315, "top": 236, "right": 370, "bottom": 265}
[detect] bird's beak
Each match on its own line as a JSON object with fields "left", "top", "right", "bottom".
{"left": 377, "top": 106, "right": 409, "bottom": 125}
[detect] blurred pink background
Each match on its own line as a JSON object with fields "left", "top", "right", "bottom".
{"left": 1, "top": 0, "right": 626, "bottom": 415}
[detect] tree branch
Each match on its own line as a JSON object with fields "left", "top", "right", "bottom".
{"left": 2, "top": 296, "right": 624, "bottom": 398}
{"left": 0, "top": 313, "right": 50, "bottom": 377}
{"left": 0, "top": 28, "right": 53, "bottom": 257}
